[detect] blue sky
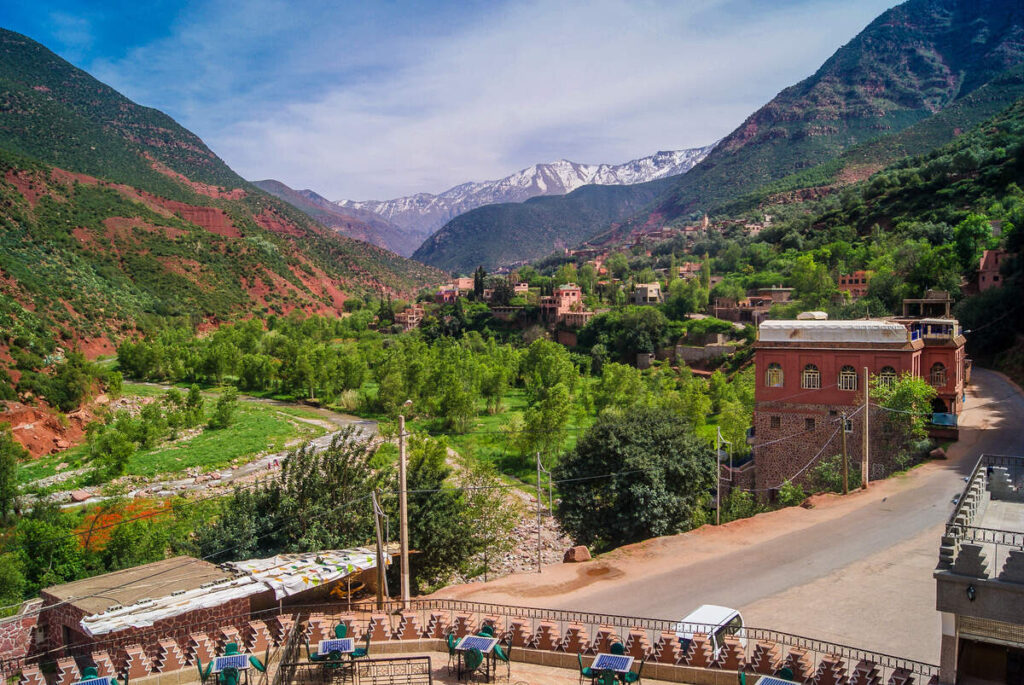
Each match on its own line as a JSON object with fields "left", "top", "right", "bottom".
{"left": 2, "top": 0, "right": 897, "bottom": 200}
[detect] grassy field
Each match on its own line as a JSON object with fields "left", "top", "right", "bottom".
{"left": 18, "top": 385, "right": 328, "bottom": 487}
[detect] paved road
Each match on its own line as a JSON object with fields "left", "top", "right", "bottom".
{"left": 545, "top": 368, "right": 1024, "bottom": 658}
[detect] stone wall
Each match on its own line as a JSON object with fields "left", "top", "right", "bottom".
{"left": 752, "top": 402, "right": 893, "bottom": 494}
{"left": 0, "top": 604, "right": 40, "bottom": 663}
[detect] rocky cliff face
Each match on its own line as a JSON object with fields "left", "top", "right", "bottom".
{"left": 337, "top": 145, "right": 715, "bottom": 237}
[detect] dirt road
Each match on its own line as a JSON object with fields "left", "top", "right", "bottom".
{"left": 434, "top": 368, "right": 1024, "bottom": 663}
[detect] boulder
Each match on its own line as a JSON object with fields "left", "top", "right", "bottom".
{"left": 563, "top": 546, "right": 591, "bottom": 563}
{"left": 70, "top": 490, "right": 91, "bottom": 503}
{"left": 930, "top": 447, "right": 947, "bottom": 460}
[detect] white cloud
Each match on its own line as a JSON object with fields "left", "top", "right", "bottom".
{"left": 87, "top": 0, "right": 898, "bottom": 199}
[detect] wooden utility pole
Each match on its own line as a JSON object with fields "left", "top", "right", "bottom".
{"left": 536, "top": 452, "right": 543, "bottom": 573}
{"left": 398, "top": 414, "right": 410, "bottom": 608}
{"left": 715, "top": 428, "right": 721, "bottom": 525}
{"left": 862, "top": 367, "right": 870, "bottom": 489}
{"left": 371, "top": 490, "right": 388, "bottom": 609}
{"left": 841, "top": 412, "right": 849, "bottom": 495}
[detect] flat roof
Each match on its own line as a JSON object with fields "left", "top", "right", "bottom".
{"left": 43, "top": 557, "right": 228, "bottom": 615}
{"left": 758, "top": 319, "right": 909, "bottom": 344}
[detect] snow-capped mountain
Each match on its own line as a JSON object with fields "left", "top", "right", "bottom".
{"left": 336, "top": 144, "right": 716, "bottom": 237}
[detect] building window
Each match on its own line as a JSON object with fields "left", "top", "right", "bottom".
{"left": 765, "top": 363, "right": 784, "bottom": 388}
{"left": 838, "top": 365, "right": 858, "bottom": 391}
{"left": 804, "top": 418, "right": 815, "bottom": 431}
{"left": 801, "top": 364, "right": 820, "bottom": 389}
{"left": 770, "top": 416, "right": 781, "bottom": 429}
{"left": 878, "top": 366, "right": 897, "bottom": 388}
{"left": 930, "top": 362, "right": 947, "bottom": 387}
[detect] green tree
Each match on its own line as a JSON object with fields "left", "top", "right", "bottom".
{"left": 14, "top": 505, "right": 89, "bottom": 595}
{"left": 777, "top": 480, "right": 807, "bottom": 507}
{"left": 207, "top": 388, "right": 238, "bottom": 430}
{"left": 0, "top": 424, "right": 27, "bottom": 521}
{"left": 554, "top": 405, "right": 715, "bottom": 551}
{"left": 473, "top": 266, "right": 486, "bottom": 299}
{"left": 402, "top": 435, "right": 473, "bottom": 590}
{"left": 953, "top": 213, "right": 993, "bottom": 271}
{"left": 606, "top": 252, "right": 629, "bottom": 279}
{"left": 0, "top": 554, "right": 25, "bottom": 616}
{"left": 102, "top": 517, "right": 170, "bottom": 571}
{"left": 707, "top": 370, "right": 730, "bottom": 413}
{"left": 871, "top": 373, "right": 937, "bottom": 455}
{"left": 679, "top": 379, "right": 711, "bottom": 428}
{"left": 522, "top": 382, "right": 572, "bottom": 461}
{"left": 593, "top": 363, "right": 647, "bottom": 413}
{"left": 47, "top": 352, "right": 94, "bottom": 412}
{"left": 553, "top": 263, "right": 579, "bottom": 288}
{"left": 718, "top": 399, "right": 751, "bottom": 457}
{"left": 87, "top": 424, "right": 135, "bottom": 482}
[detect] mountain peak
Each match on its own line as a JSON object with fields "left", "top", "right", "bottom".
{"left": 336, "top": 144, "right": 716, "bottom": 237}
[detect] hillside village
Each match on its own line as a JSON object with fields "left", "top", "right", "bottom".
{"left": 1, "top": 1, "right": 1024, "bottom": 685}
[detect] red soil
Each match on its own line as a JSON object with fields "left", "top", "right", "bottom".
{"left": 144, "top": 153, "right": 247, "bottom": 200}
{"left": 162, "top": 202, "right": 242, "bottom": 238}
{"left": 256, "top": 209, "right": 304, "bottom": 237}
{"left": 102, "top": 216, "right": 187, "bottom": 241}
{"left": 1, "top": 400, "right": 95, "bottom": 458}
{"left": 4, "top": 170, "right": 48, "bottom": 207}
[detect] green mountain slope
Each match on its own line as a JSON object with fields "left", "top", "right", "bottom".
{"left": 252, "top": 179, "right": 423, "bottom": 257}
{"left": 411, "top": 177, "right": 675, "bottom": 273}
{"left": 0, "top": 29, "right": 443, "bottom": 372}
{"left": 653, "top": 0, "right": 1024, "bottom": 222}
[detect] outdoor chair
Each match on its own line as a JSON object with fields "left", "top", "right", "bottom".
{"left": 775, "top": 667, "right": 795, "bottom": 681}
{"left": 610, "top": 642, "right": 626, "bottom": 656}
{"left": 477, "top": 625, "right": 495, "bottom": 637}
{"left": 621, "top": 658, "right": 645, "bottom": 684}
{"left": 306, "top": 640, "right": 326, "bottom": 662}
{"left": 248, "top": 656, "right": 266, "bottom": 674}
{"left": 597, "top": 669, "right": 618, "bottom": 685}
{"left": 461, "top": 647, "right": 484, "bottom": 682}
{"left": 446, "top": 633, "right": 458, "bottom": 675}
{"left": 197, "top": 658, "right": 213, "bottom": 684}
{"left": 494, "top": 637, "right": 512, "bottom": 681}
{"left": 224, "top": 643, "right": 241, "bottom": 656}
{"left": 349, "top": 632, "right": 371, "bottom": 661}
{"left": 577, "top": 653, "right": 596, "bottom": 685}
{"left": 218, "top": 667, "right": 239, "bottom": 685}
{"left": 333, "top": 623, "right": 347, "bottom": 639}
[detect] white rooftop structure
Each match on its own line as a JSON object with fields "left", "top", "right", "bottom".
{"left": 758, "top": 319, "right": 909, "bottom": 345}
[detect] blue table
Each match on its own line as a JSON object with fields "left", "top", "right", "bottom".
{"left": 212, "top": 655, "right": 250, "bottom": 673}
{"left": 317, "top": 638, "right": 354, "bottom": 656}
{"left": 592, "top": 653, "right": 635, "bottom": 678}
{"left": 455, "top": 636, "right": 500, "bottom": 682}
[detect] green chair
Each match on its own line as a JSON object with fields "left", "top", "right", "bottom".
{"left": 306, "top": 640, "right": 326, "bottom": 663}
{"left": 597, "top": 669, "right": 618, "bottom": 685}
{"left": 349, "top": 632, "right": 371, "bottom": 661}
{"left": 248, "top": 656, "right": 266, "bottom": 674}
{"left": 477, "top": 625, "right": 495, "bottom": 637}
{"left": 223, "top": 643, "right": 241, "bottom": 656}
{"left": 446, "top": 633, "right": 458, "bottom": 675}
{"left": 494, "top": 639, "right": 512, "bottom": 681}
{"left": 218, "top": 667, "right": 239, "bottom": 685}
{"left": 577, "top": 653, "right": 596, "bottom": 685}
{"left": 333, "top": 624, "right": 347, "bottom": 639}
{"left": 196, "top": 658, "right": 213, "bottom": 684}
{"left": 81, "top": 668, "right": 99, "bottom": 679}
{"left": 622, "top": 658, "right": 645, "bottom": 684}
{"left": 775, "top": 667, "right": 795, "bottom": 681}
{"left": 461, "top": 647, "right": 484, "bottom": 682}
{"left": 610, "top": 642, "right": 625, "bottom": 656}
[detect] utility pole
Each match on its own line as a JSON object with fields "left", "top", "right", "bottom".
{"left": 398, "top": 412, "right": 410, "bottom": 608}
{"left": 536, "top": 450, "right": 544, "bottom": 573}
{"left": 715, "top": 427, "right": 727, "bottom": 525}
{"left": 862, "top": 366, "right": 870, "bottom": 489}
{"left": 371, "top": 490, "right": 388, "bottom": 610}
{"left": 841, "top": 411, "right": 849, "bottom": 495}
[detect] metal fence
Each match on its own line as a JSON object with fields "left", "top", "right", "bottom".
{"left": 278, "top": 658, "right": 431, "bottom": 685}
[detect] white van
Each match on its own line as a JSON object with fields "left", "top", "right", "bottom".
{"left": 674, "top": 605, "right": 746, "bottom": 659}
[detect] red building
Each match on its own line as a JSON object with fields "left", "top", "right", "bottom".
{"left": 540, "top": 284, "right": 593, "bottom": 328}
{"left": 837, "top": 270, "right": 872, "bottom": 299}
{"left": 751, "top": 316, "right": 967, "bottom": 493}
{"left": 977, "top": 249, "right": 1007, "bottom": 292}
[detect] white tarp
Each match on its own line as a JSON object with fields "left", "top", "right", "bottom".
{"left": 226, "top": 549, "right": 380, "bottom": 600}
{"left": 79, "top": 549, "right": 380, "bottom": 636}
{"left": 758, "top": 319, "right": 909, "bottom": 344}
